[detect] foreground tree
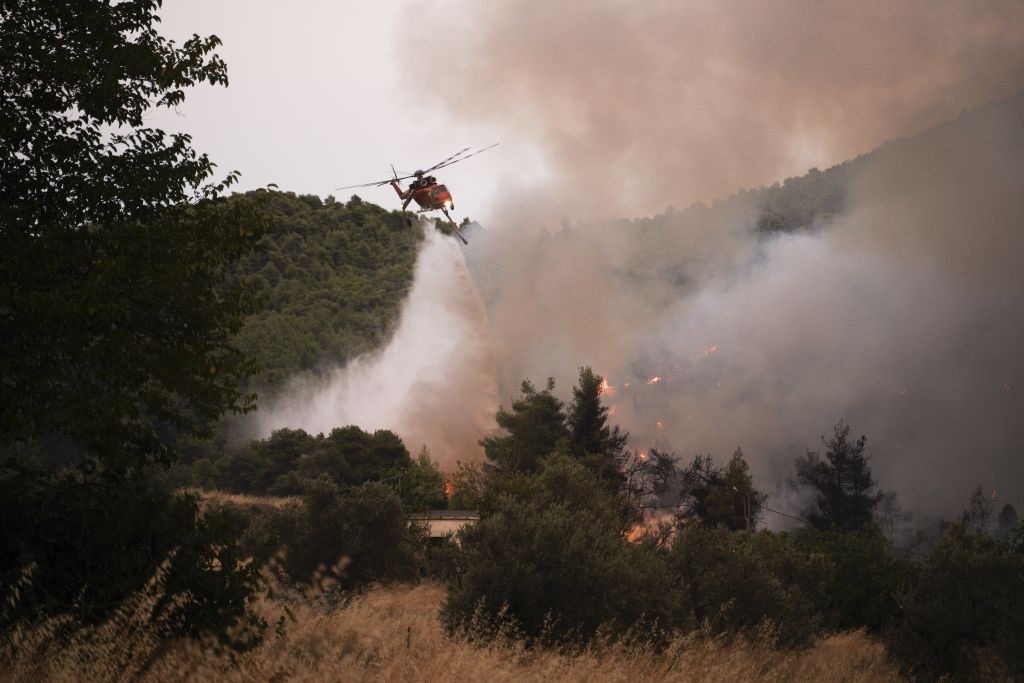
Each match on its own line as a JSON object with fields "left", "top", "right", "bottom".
{"left": 1, "top": 0, "right": 269, "bottom": 476}
{"left": 791, "top": 421, "right": 882, "bottom": 532}
{"left": 0, "top": 0, "right": 268, "bottom": 642}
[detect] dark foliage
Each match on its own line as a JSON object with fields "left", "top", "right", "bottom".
{"left": 886, "top": 524, "right": 1024, "bottom": 681}
{"left": 792, "top": 421, "right": 883, "bottom": 531}
{"left": 442, "top": 455, "right": 673, "bottom": 645}
{"left": 566, "top": 367, "right": 628, "bottom": 492}
{"left": 0, "top": 474, "right": 263, "bottom": 647}
{"left": 1, "top": 0, "right": 270, "bottom": 476}
{"left": 241, "top": 478, "right": 425, "bottom": 588}
{"left": 481, "top": 378, "right": 568, "bottom": 476}
{"left": 667, "top": 526, "right": 821, "bottom": 646}
{"left": 677, "top": 449, "right": 766, "bottom": 530}
{"left": 231, "top": 192, "right": 422, "bottom": 390}
{"left": 755, "top": 163, "right": 857, "bottom": 233}
{"left": 178, "top": 425, "right": 413, "bottom": 496}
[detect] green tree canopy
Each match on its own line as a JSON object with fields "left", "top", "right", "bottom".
{"left": 209, "top": 426, "right": 412, "bottom": 495}
{"left": 1, "top": 0, "right": 269, "bottom": 476}
{"left": 480, "top": 378, "right": 567, "bottom": 475}
{"left": 679, "top": 448, "right": 766, "bottom": 531}
{"left": 566, "top": 367, "right": 628, "bottom": 490}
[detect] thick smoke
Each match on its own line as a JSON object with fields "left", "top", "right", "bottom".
{"left": 403, "top": 0, "right": 1024, "bottom": 223}
{"left": 462, "top": 95, "right": 1024, "bottom": 520}
{"left": 261, "top": 4, "right": 1023, "bottom": 521}
{"left": 391, "top": 3, "right": 1024, "bottom": 519}
{"left": 258, "top": 227, "right": 499, "bottom": 467}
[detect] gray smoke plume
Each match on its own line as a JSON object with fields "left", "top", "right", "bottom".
{"left": 393, "top": 3, "right": 1024, "bottom": 519}
{"left": 461, "top": 96, "right": 1024, "bottom": 520}
{"left": 403, "top": 0, "right": 1024, "bottom": 224}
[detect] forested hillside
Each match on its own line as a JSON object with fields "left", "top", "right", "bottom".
{"left": 233, "top": 192, "right": 422, "bottom": 389}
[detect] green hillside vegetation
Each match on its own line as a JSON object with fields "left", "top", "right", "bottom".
{"left": 233, "top": 192, "right": 422, "bottom": 390}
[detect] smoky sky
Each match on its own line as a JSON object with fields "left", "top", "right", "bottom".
{"left": 387, "top": 2, "right": 1024, "bottom": 521}
{"left": 403, "top": 0, "right": 1024, "bottom": 222}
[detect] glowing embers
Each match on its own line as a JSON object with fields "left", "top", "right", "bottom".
{"left": 598, "top": 377, "right": 615, "bottom": 397}
{"left": 646, "top": 376, "right": 661, "bottom": 385}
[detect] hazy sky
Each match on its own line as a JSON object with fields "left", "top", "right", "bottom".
{"left": 150, "top": 1, "right": 513, "bottom": 222}
{"left": 153, "top": 2, "right": 1024, "bottom": 226}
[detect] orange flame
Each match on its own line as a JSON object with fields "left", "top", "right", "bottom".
{"left": 656, "top": 420, "right": 664, "bottom": 429}
{"left": 444, "top": 480, "right": 454, "bottom": 501}
{"left": 646, "top": 376, "right": 661, "bottom": 385}
{"left": 608, "top": 404, "right": 618, "bottom": 416}
{"left": 598, "top": 377, "right": 615, "bottom": 397}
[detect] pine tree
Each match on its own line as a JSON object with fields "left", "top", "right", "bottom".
{"left": 481, "top": 379, "right": 567, "bottom": 475}
{"left": 792, "top": 421, "right": 883, "bottom": 531}
{"left": 566, "top": 367, "right": 628, "bottom": 490}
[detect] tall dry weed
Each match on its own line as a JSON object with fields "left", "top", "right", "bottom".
{"left": 1, "top": 578, "right": 903, "bottom": 682}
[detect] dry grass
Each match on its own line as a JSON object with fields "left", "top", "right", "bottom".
{"left": 1, "top": 580, "right": 903, "bottom": 682}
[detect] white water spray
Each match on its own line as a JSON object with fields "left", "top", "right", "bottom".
{"left": 258, "top": 225, "right": 499, "bottom": 467}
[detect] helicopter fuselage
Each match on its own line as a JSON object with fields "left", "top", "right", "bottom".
{"left": 392, "top": 179, "right": 453, "bottom": 212}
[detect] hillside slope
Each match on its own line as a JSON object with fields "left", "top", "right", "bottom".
{"left": 232, "top": 192, "right": 422, "bottom": 389}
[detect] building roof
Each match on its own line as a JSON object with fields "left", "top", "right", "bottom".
{"left": 408, "top": 510, "right": 480, "bottom": 521}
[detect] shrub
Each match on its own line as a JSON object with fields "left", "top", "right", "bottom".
{"left": 442, "top": 455, "right": 674, "bottom": 645}
{"left": 666, "top": 526, "right": 820, "bottom": 646}
{"left": 242, "top": 477, "right": 425, "bottom": 587}
{"left": 886, "top": 524, "right": 1024, "bottom": 680}
{"left": 0, "top": 473, "right": 264, "bottom": 649}
{"left": 789, "top": 528, "right": 912, "bottom": 632}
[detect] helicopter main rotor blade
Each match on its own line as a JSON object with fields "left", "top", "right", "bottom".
{"left": 425, "top": 143, "right": 500, "bottom": 173}
{"left": 420, "top": 146, "right": 471, "bottom": 174}
{"left": 334, "top": 179, "right": 392, "bottom": 190}
{"left": 335, "top": 171, "right": 420, "bottom": 190}
{"left": 335, "top": 144, "right": 498, "bottom": 190}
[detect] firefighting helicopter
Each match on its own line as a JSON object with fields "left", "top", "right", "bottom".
{"left": 335, "top": 143, "right": 499, "bottom": 245}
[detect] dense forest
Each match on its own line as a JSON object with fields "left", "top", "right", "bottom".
{"left": 231, "top": 192, "right": 421, "bottom": 390}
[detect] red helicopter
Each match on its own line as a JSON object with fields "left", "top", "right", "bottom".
{"left": 336, "top": 144, "right": 498, "bottom": 245}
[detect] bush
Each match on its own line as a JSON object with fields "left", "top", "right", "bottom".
{"left": 886, "top": 524, "right": 1024, "bottom": 680}
{"left": 211, "top": 426, "right": 413, "bottom": 496}
{"left": 667, "top": 526, "right": 820, "bottom": 646}
{"left": 789, "top": 528, "right": 912, "bottom": 632}
{"left": 242, "top": 477, "right": 425, "bottom": 587}
{"left": 442, "top": 455, "right": 674, "bottom": 645}
{"left": 0, "top": 473, "right": 264, "bottom": 649}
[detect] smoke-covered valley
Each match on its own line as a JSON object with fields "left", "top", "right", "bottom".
{"left": 259, "top": 94, "right": 1024, "bottom": 523}
{"left": 260, "top": 1, "right": 1024, "bottom": 523}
